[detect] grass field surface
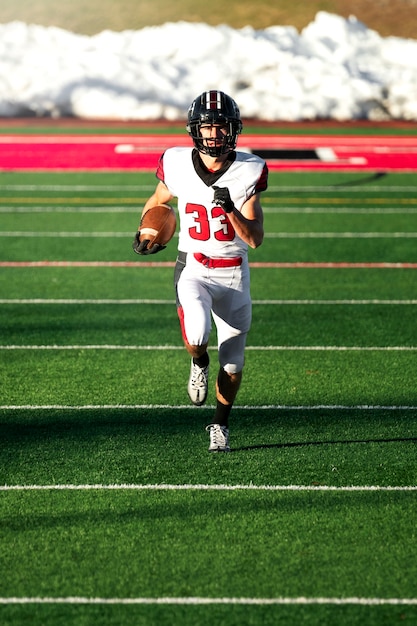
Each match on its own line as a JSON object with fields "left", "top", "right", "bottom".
{"left": 0, "top": 131, "right": 417, "bottom": 625}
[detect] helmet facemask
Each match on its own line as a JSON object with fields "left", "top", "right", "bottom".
{"left": 186, "top": 91, "right": 243, "bottom": 157}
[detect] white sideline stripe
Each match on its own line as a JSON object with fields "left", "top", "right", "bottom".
{"left": 1, "top": 484, "right": 416, "bottom": 492}
{"left": 1, "top": 404, "right": 416, "bottom": 410}
{"left": 0, "top": 596, "right": 416, "bottom": 606}
{"left": 1, "top": 298, "right": 417, "bottom": 305}
{"left": 1, "top": 345, "right": 416, "bottom": 351}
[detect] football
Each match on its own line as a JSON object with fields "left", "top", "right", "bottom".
{"left": 139, "top": 204, "right": 177, "bottom": 247}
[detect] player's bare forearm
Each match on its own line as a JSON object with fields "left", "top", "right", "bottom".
{"left": 227, "top": 194, "right": 264, "bottom": 249}
{"left": 141, "top": 182, "right": 174, "bottom": 218}
{"left": 227, "top": 211, "right": 263, "bottom": 248}
{"left": 212, "top": 187, "right": 264, "bottom": 249}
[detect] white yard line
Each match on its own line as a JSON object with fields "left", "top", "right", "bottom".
{"left": 264, "top": 232, "right": 417, "bottom": 238}
{"left": 1, "top": 484, "right": 416, "bottom": 492}
{"left": 1, "top": 261, "right": 416, "bottom": 268}
{"left": 0, "top": 184, "right": 155, "bottom": 191}
{"left": 0, "top": 183, "right": 392, "bottom": 190}
{"left": 0, "top": 345, "right": 416, "bottom": 351}
{"left": 0, "top": 231, "right": 135, "bottom": 237}
{"left": 0, "top": 595, "right": 416, "bottom": 605}
{"left": 2, "top": 206, "right": 417, "bottom": 214}
{"left": 1, "top": 298, "right": 416, "bottom": 305}
{"left": 1, "top": 404, "right": 416, "bottom": 410}
{"left": 264, "top": 207, "right": 417, "bottom": 214}
{"left": 1, "top": 231, "right": 417, "bottom": 238}
{"left": 0, "top": 206, "right": 139, "bottom": 212}
{"left": 0, "top": 183, "right": 416, "bottom": 190}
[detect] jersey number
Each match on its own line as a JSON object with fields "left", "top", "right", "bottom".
{"left": 186, "top": 204, "right": 235, "bottom": 241}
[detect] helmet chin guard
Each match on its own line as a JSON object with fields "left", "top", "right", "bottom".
{"left": 186, "top": 90, "right": 243, "bottom": 157}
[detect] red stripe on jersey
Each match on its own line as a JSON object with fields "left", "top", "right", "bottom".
{"left": 255, "top": 162, "right": 269, "bottom": 193}
{"left": 156, "top": 153, "right": 165, "bottom": 182}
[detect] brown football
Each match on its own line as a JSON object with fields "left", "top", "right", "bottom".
{"left": 139, "top": 204, "right": 177, "bottom": 247}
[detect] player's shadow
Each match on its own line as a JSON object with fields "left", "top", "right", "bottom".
{"left": 233, "top": 435, "right": 417, "bottom": 452}
{"left": 274, "top": 171, "right": 387, "bottom": 196}
{"left": 330, "top": 171, "right": 387, "bottom": 187}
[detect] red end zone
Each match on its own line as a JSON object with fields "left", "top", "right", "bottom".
{"left": 0, "top": 134, "right": 417, "bottom": 171}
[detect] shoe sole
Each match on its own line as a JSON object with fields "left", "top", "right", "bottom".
{"left": 187, "top": 363, "right": 208, "bottom": 406}
{"left": 188, "top": 394, "right": 207, "bottom": 407}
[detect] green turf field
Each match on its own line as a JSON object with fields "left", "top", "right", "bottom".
{"left": 1, "top": 164, "right": 417, "bottom": 625}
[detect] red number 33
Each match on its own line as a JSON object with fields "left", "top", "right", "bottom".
{"left": 186, "top": 203, "right": 235, "bottom": 241}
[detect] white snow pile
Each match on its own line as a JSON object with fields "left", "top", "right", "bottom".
{"left": 1, "top": 11, "right": 417, "bottom": 121}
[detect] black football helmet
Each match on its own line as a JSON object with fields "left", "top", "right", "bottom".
{"left": 186, "top": 90, "right": 243, "bottom": 157}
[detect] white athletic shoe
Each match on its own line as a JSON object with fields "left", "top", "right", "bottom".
{"left": 187, "top": 359, "right": 209, "bottom": 406}
{"left": 206, "top": 424, "right": 230, "bottom": 452}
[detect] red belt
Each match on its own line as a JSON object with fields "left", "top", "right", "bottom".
{"left": 194, "top": 252, "right": 242, "bottom": 268}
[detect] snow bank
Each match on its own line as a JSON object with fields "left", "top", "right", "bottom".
{"left": 1, "top": 11, "right": 417, "bottom": 121}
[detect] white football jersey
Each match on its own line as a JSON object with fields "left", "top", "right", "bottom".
{"left": 156, "top": 147, "right": 268, "bottom": 258}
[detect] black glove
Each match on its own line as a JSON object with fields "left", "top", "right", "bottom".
{"left": 132, "top": 231, "right": 166, "bottom": 255}
{"left": 212, "top": 186, "right": 235, "bottom": 213}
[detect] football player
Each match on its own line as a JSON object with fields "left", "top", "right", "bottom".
{"left": 133, "top": 90, "right": 268, "bottom": 452}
